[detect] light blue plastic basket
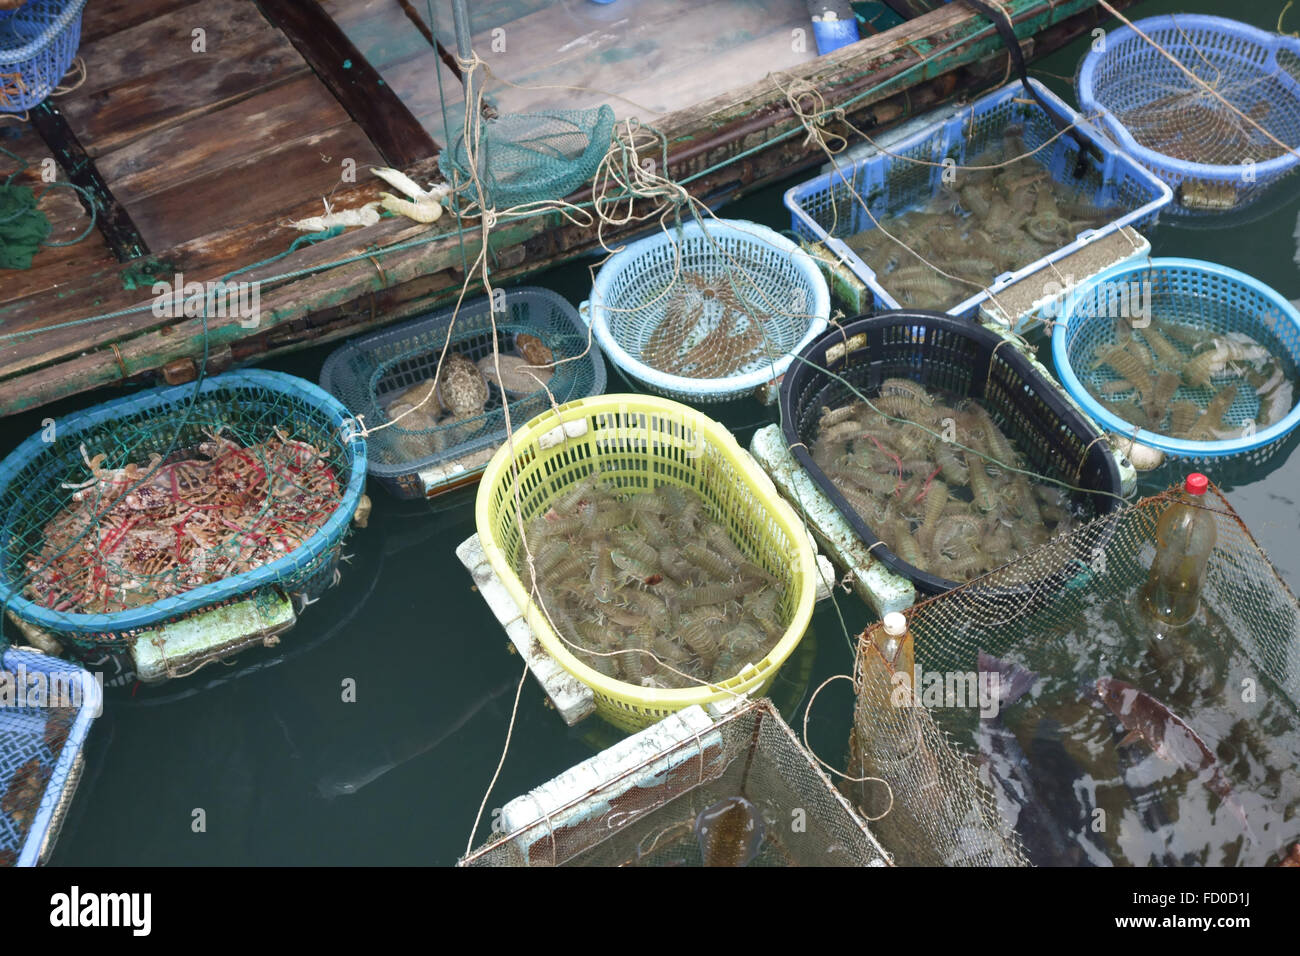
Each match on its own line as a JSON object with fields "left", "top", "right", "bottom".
{"left": 784, "top": 78, "right": 1172, "bottom": 318}
{"left": 0, "top": 370, "right": 367, "bottom": 642}
{"left": 583, "top": 218, "right": 830, "bottom": 402}
{"left": 1077, "top": 14, "right": 1300, "bottom": 215}
{"left": 1051, "top": 257, "right": 1300, "bottom": 465}
{"left": 0, "top": 647, "right": 99, "bottom": 866}
{"left": 0, "top": 0, "right": 85, "bottom": 114}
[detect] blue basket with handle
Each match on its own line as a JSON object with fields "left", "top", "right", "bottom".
{"left": 0, "top": 0, "right": 85, "bottom": 114}
{"left": 1051, "top": 258, "right": 1300, "bottom": 465}
{"left": 582, "top": 218, "right": 830, "bottom": 402}
{"left": 0, "top": 647, "right": 100, "bottom": 866}
{"left": 0, "top": 370, "right": 367, "bottom": 646}
{"left": 784, "top": 79, "right": 1171, "bottom": 319}
{"left": 1076, "top": 14, "right": 1300, "bottom": 216}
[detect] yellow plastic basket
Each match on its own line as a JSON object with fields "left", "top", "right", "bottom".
{"left": 475, "top": 394, "right": 817, "bottom": 732}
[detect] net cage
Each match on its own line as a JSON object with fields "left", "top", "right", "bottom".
{"left": 1, "top": 647, "right": 99, "bottom": 867}
{"left": 784, "top": 78, "right": 1171, "bottom": 319}
{"left": 320, "top": 286, "right": 606, "bottom": 499}
{"left": 0, "top": 0, "right": 84, "bottom": 113}
{"left": 779, "top": 311, "right": 1124, "bottom": 597}
{"left": 475, "top": 394, "right": 817, "bottom": 732}
{"left": 849, "top": 482, "right": 1300, "bottom": 867}
{"left": 460, "top": 698, "right": 891, "bottom": 866}
{"left": 439, "top": 105, "right": 616, "bottom": 210}
{"left": 584, "top": 217, "right": 831, "bottom": 402}
{"left": 1051, "top": 258, "right": 1300, "bottom": 466}
{"left": 1076, "top": 14, "right": 1300, "bottom": 216}
{"left": 0, "top": 370, "right": 367, "bottom": 653}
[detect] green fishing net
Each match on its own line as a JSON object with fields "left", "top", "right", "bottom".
{"left": 0, "top": 183, "right": 50, "bottom": 269}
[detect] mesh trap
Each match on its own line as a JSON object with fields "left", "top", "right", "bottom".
{"left": 461, "top": 698, "right": 890, "bottom": 867}
{"left": 850, "top": 483, "right": 1300, "bottom": 867}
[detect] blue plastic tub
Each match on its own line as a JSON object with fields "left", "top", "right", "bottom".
{"left": 1076, "top": 14, "right": 1300, "bottom": 215}
{"left": 1051, "top": 257, "right": 1300, "bottom": 465}
{"left": 784, "top": 79, "right": 1172, "bottom": 318}
{"left": 0, "top": 647, "right": 99, "bottom": 866}
{"left": 0, "top": 0, "right": 85, "bottom": 113}
{"left": 0, "top": 370, "right": 367, "bottom": 641}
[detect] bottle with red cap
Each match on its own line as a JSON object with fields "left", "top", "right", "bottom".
{"left": 1140, "top": 473, "right": 1217, "bottom": 632}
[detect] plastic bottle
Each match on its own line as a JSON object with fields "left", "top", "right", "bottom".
{"left": 1140, "top": 473, "right": 1217, "bottom": 631}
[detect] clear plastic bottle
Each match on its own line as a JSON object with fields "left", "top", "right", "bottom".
{"left": 1140, "top": 473, "right": 1217, "bottom": 631}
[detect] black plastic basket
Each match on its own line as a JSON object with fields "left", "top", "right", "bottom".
{"left": 779, "top": 311, "right": 1123, "bottom": 596}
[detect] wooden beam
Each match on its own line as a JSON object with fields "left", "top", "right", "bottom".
{"left": 27, "top": 102, "right": 150, "bottom": 263}
{"left": 255, "top": 0, "right": 440, "bottom": 166}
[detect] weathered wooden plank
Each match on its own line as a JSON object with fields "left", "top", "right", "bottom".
{"left": 62, "top": 31, "right": 306, "bottom": 156}
{"left": 81, "top": 0, "right": 197, "bottom": 45}
{"left": 124, "top": 123, "right": 386, "bottom": 250}
{"left": 97, "top": 74, "right": 351, "bottom": 205}
{"left": 255, "top": 0, "right": 439, "bottom": 166}
{"left": 27, "top": 102, "right": 149, "bottom": 261}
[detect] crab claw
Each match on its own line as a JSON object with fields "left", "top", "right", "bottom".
{"left": 379, "top": 192, "right": 444, "bottom": 223}
{"left": 372, "top": 166, "right": 436, "bottom": 201}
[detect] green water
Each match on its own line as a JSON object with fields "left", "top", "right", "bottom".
{"left": 17, "top": 0, "right": 1300, "bottom": 865}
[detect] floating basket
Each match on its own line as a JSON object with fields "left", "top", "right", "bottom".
{"left": 779, "top": 312, "right": 1123, "bottom": 596}
{"left": 0, "top": 0, "right": 84, "bottom": 114}
{"left": 784, "top": 79, "right": 1171, "bottom": 318}
{"left": 461, "top": 698, "right": 889, "bottom": 866}
{"left": 0, "top": 370, "right": 367, "bottom": 650}
{"left": 320, "top": 287, "right": 605, "bottom": 499}
{"left": 583, "top": 218, "right": 830, "bottom": 402}
{"left": 1, "top": 647, "right": 99, "bottom": 866}
{"left": 1051, "top": 258, "right": 1300, "bottom": 466}
{"left": 1077, "top": 14, "right": 1300, "bottom": 215}
{"left": 475, "top": 394, "right": 817, "bottom": 732}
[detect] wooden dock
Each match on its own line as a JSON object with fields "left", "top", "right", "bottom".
{"left": 0, "top": 0, "right": 1133, "bottom": 418}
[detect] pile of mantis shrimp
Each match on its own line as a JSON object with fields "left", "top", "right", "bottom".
{"left": 516, "top": 475, "right": 789, "bottom": 689}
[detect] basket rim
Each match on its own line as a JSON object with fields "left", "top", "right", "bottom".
{"left": 782, "top": 78, "right": 1174, "bottom": 318}
{"left": 1050, "top": 256, "right": 1300, "bottom": 457}
{"left": 1076, "top": 13, "right": 1300, "bottom": 181}
{"left": 0, "top": 370, "right": 367, "bottom": 635}
{"left": 1, "top": 646, "right": 99, "bottom": 867}
{"left": 778, "top": 310, "right": 1124, "bottom": 596}
{"left": 584, "top": 218, "right": 830, "bottom": 400}
{"left": 319, "top": 285, "right": 605, "bottom": 478}
{"left": 474, "top": 393, "right": 818, "bottom": 713}
{"left": 0, "top": 0, "right": 86, "bottom": 63}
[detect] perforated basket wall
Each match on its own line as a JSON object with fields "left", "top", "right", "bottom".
{"left": 784, "top": 78, "right": 1171, "bottom": 318}
{"left": 1076, "top": 14, "right": 1300, "bottom": 215}
{"left": 779, "top": 311, "right": 1123, "bottom": 596}
{"left": 475, "top": 394, "right": 817, "bottom": 732}
{"left": 320, "top": 287, "right": 605, "bottom": 499}
{"left": 0, "top": 647, "right": 99, "bottom": 866}
{"left": 585, "top": 218, "right": 830, "bottom": 402}
{"left": 1052, "top": 258, "right": 1300, "bottom": 465}
{"left": 852, "top": 484, "right": 1300, "bottom": 867}
{"left": 460, "top": 699, "right": 890, "bottom": 866}
{"left": 0, "top": 370, "right": 367, "bottom": 648}
{"left": 0, "top": 0, "right": 84, "bottom": 113}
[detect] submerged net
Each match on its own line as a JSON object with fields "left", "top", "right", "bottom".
{"left": 851, "top": 484, "right": 1300, "bottom": 867}
{"left": 461, "top": 698, "right": 889, "bottom": 867}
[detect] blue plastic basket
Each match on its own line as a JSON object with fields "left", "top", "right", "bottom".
{"left": 0, "top": 647, "right": 99, "bottom": 866}
{"left": 1051, "top": 258, "right": 1300, "bottom": 465}
{"left": 0, "top": 370, "right": 367, "bottom": 642}
{"left": 1077, "top": 14, "right": 1300, "bottom": 215}
{"left": 784, "top": 79, "right": 1172, "bottom": 318}
{"left": 321, "top": 286, "right": 606, "bottom": 499}
{"left": 0, "top": 0, "right": 84, "bottom": 114}
{"left": 583, "top": 218, "right": 830, "bottom": 402}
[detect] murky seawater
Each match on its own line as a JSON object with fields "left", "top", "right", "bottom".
{"left": 3, "top": 0, "right": 1295, "bottom": 865}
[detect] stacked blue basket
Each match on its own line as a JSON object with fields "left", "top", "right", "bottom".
{"left": 1077, "top": 15, "right": 1300, "bottom": 215}
{"left": 0, "top": 0, "right": 85, "bottom": 113}
{"left": 0, "top": 647, "right": 99, "bottom": 866}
